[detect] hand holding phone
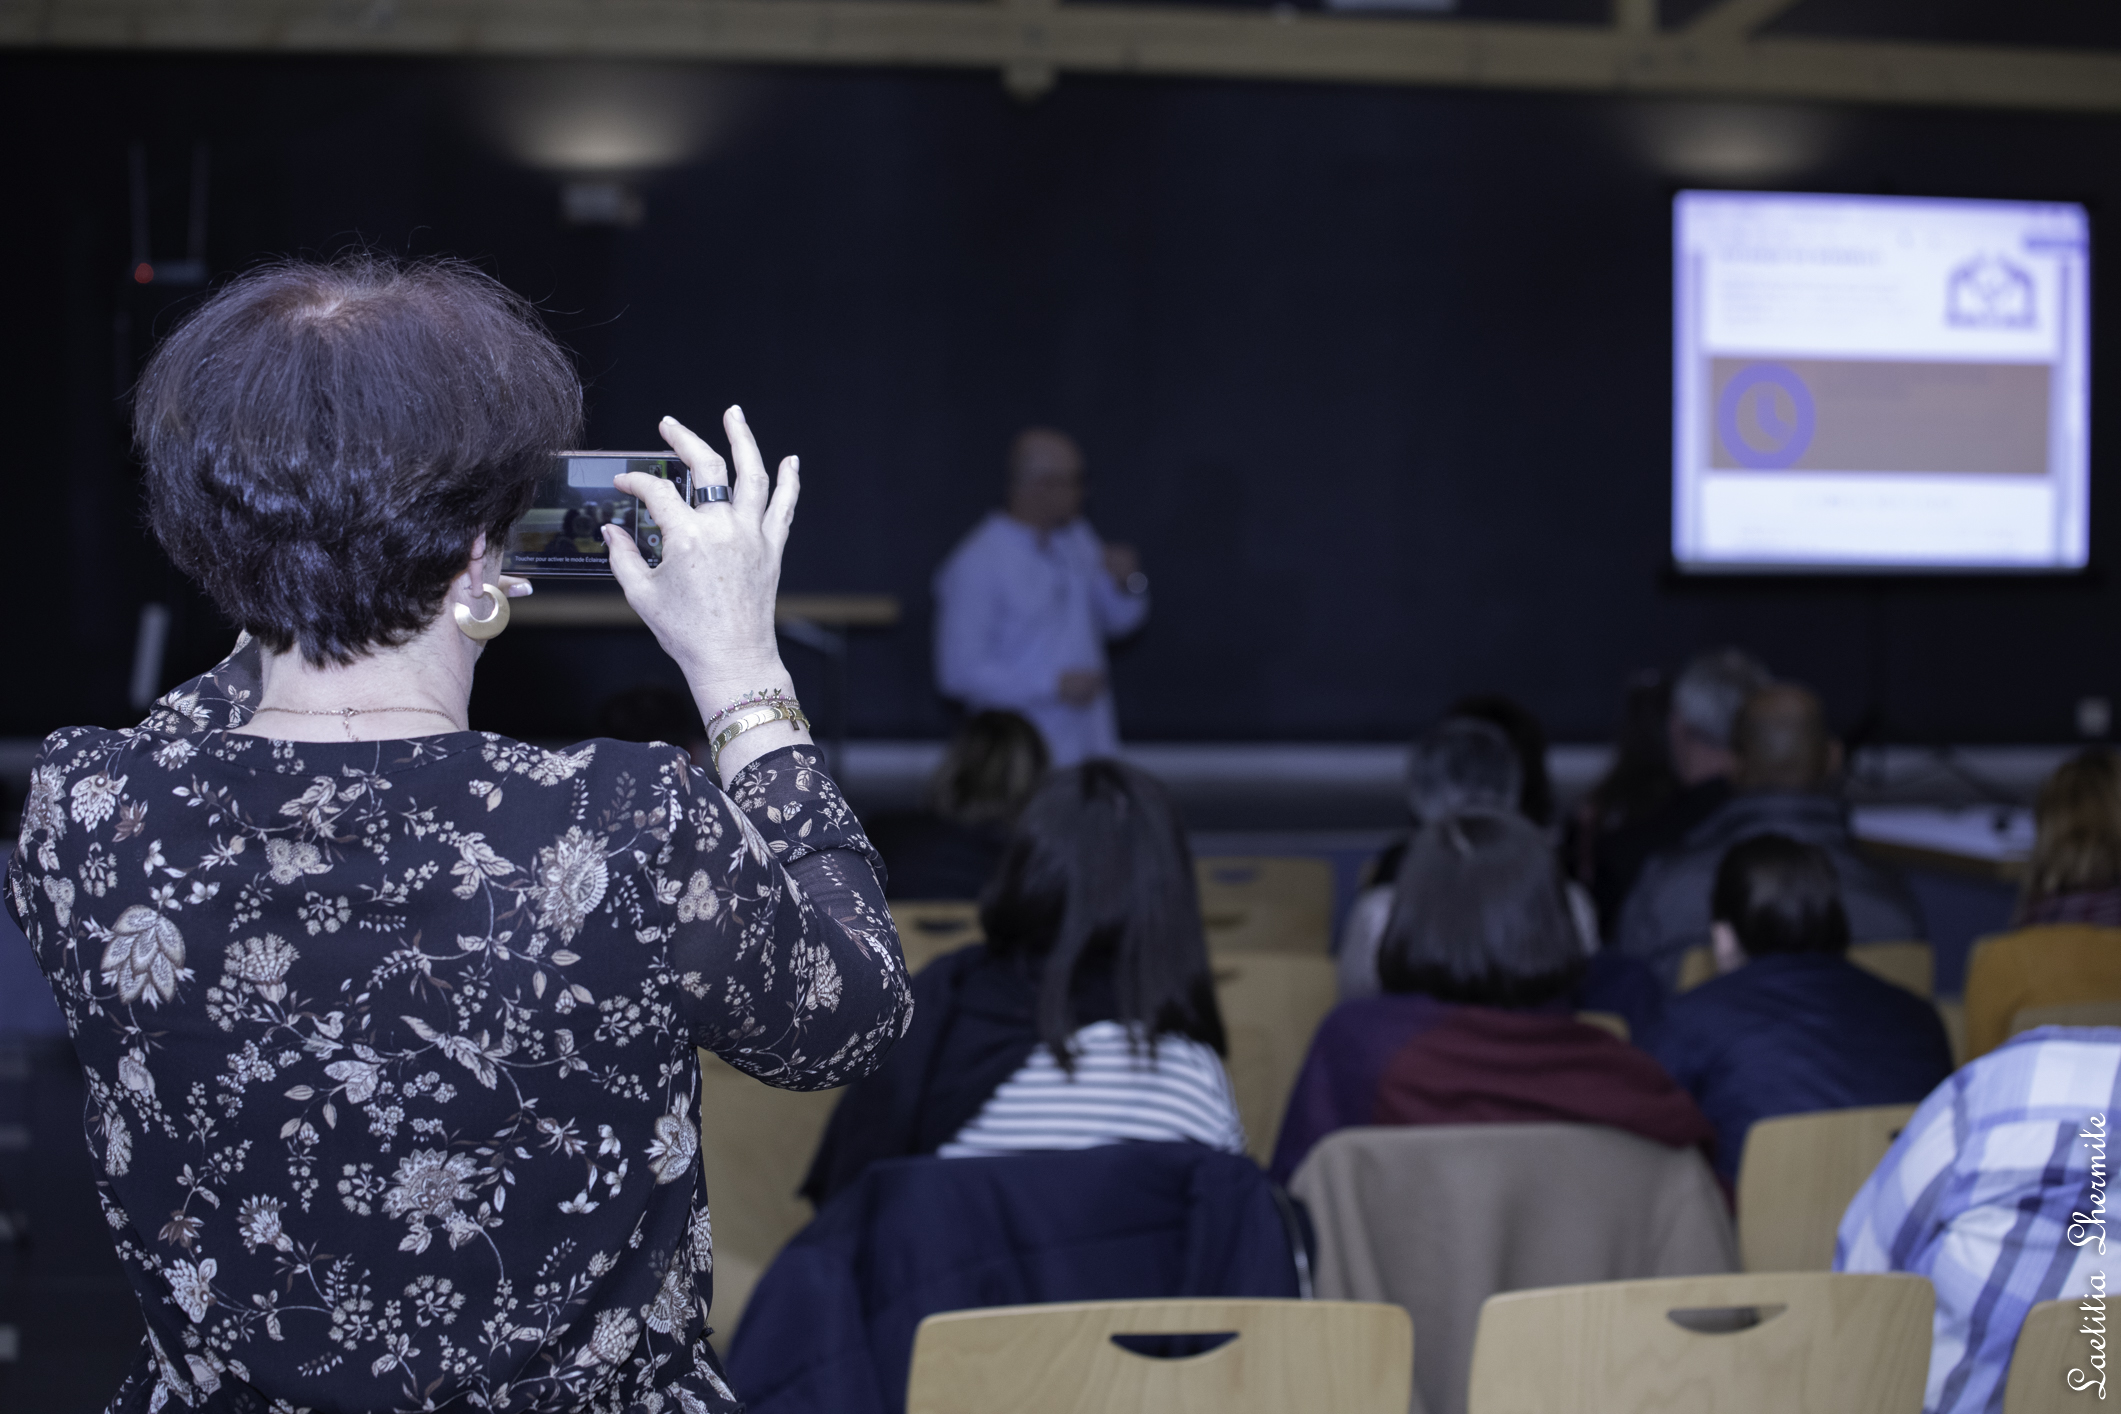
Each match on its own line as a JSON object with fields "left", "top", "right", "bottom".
{"left": 604, "top": 409, "right": 809, "bottom": 783}
{"left": 503, "top": 454, "right": 693, "bottom": 578}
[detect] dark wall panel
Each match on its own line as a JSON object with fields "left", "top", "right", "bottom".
{"left": 2, "top": 54, "right": 2116, "bottom": 744}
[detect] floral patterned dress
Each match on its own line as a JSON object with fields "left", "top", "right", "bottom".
{"left": 3, "top": 641, "right": 913, "bottom": 1414}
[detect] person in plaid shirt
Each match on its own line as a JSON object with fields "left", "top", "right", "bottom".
{"left": 1838, "top": 1026, "right": 2119, "bottom": 1414}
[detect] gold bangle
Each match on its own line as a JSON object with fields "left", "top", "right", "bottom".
{"left": 710, "top": 702, "right": 811, "bottom": 776}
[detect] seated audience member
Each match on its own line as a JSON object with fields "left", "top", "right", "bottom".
{"left": 2016, "top": 748, "right": 2121, "bottom": 926}
{"left": 1615, "top": 682, "right": 1922, "bottom": 991}
{"left": 1963, "top": 750, "right": 2121, "bottom": 1058}
{"left": 1567, "top": 669, "right": 1677, "bottom": 898}
{"left": 1592, "top": 649, "right": 1771, "bottom": 934}
{"left": 1338, "top": 717, "right": 1523, "bottom": 999}
{"left": 1273, "top": 810, "right": 1712, "bottom": 1183}
{"left": 1838, "top": 1026, "right": 2119, "bottom": 1414}
{"left": 1644, "top": 834, "right": 1953, "bottom": 1184}
{"left": 802, "top": 760, "right": 1242, "bottom": 1205}
{"left": 865, "top": 709, "right": 1049, "bottom": 899}
{"left": 1340, "top": 715, "right": 1661, "bottom": 1032}
{"left": 1451, "top": 692, "right": 1555, "bottom": 827}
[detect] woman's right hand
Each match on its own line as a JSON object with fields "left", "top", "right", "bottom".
{"left": 606, "top": 407, "right": 810, "bottom": 780}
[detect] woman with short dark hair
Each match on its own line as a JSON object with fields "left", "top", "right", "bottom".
{"left": 1272, "top": 810, "right": 1710, "bottom": 1182}
{"left": 864, "top": 709, "right": 1050, "bottom": 899}
{"left": 1647, "top": 833, "right": 1951, "bottom": 1182}
{"left": 801, "top": 759, "right": 1241, "bottom": 1205}
{"left": 4, "top": 257, "right": 911, "bottom": 1414}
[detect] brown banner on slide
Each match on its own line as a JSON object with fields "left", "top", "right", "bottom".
{"left": 1708, "top": 357, "right": 2049, "bottom": 475}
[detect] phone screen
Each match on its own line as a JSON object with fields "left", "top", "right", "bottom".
{"left": 504, "top": 453, "right": 687, "bottom": 578}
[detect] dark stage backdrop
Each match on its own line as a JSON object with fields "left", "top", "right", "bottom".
{"left": 3, "top": 53, "right": 2117, "bottom": 746}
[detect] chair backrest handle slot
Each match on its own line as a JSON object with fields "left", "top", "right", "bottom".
{"left": 1664, "top": 1303, "right": 1789, "bottom": 1334}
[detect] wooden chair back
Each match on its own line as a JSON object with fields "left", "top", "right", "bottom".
{"left": 1936, "top": 997, "right": 1969, "bottom": 1068}
{"left": 696, "top": 1049, "right": 842, "bottom": 1328}
{"left": 1849, "top": 941, "right": 1935, "bottom": 998}
{"left": 1196, "top": 856, "right": 1334, "bottom": 955}
{"left": 1735, "top": 1103, "right": 1919, "bottom": 1272}
{"left": 889, "top": 899, "right": 984, "bottom": 975}
{"left": 1575, "top": 1010, "right": 1629, "bottom": 1042}
{"left": 906, "top": 1299, "right": 1413, "bottom": 1414}
{"left": 1211, "top": 954, "right": 1338, "bottom": 1163}
{"left": 2010, "top": 1000, "right": 2121, "bottom": 1037}
{"left": 1676, "top": 945, "right": 1717, "bottom": 992}
{"left": 1678, "top": 942, "right": 1934, "bottom": 998}
{"left": 1467, "top": 1272, "right": 1934, "bottom": 1412}
{"left": 2003, "top": 1297, "right": 2096, "bottom": 1413}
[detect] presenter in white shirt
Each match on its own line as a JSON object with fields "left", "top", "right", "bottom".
{"left": 933, "top": 428, "right": 1149, "bottom": 766}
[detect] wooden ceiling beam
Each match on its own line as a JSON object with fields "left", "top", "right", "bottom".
{"left": 4, "top": 0, "right": 2120, "bottom": 115}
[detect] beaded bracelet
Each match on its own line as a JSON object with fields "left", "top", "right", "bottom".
{"left": 710, "top": 702, "right": 812, "bottom": 777}
{"left": 706, "top": 688, "right": 798, "bottom": 735}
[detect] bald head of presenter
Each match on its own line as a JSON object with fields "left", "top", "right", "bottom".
{"left": 931, "top": 428, "right": 1150, "bottom": 766}
{"left": 2, "top": 254, "right": 911, "bottom": 1414}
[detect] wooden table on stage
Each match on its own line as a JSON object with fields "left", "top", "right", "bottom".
{"left": 510, "top": 592, "right": 901, "bottom": 772}
{"left": 510, "top": 593, "right": 900, "bottom": 631}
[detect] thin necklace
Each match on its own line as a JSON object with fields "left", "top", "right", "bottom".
{"left": 251, "top": 705, "right": 465, "bottom": 741}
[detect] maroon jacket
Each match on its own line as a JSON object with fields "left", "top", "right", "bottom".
{"left": 1271, "top": 993, "right": 1714, "bottom": 1183}
{"left": 1372, "top": 1006, "right": 1716, "bottom": 1156}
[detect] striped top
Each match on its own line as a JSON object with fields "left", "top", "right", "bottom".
{"left": 938, "top": 1020, "right": 1248, "bottom": 1158}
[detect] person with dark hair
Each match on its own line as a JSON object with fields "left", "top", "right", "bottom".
{"left": 802, "top": 760, "right": 1241, "bottom": 1205}
{"left": 1449, "top": 693, "right": 1554, "bottom": 827}
{"left": 1341, "top": 709, "right": 1661, "bottom": 1030}
{"left": 4, "top": 257, "right": 912, "bottom": 1414}
{"left": 932, "top": 428, "right": 1149, "bottom": 767}
{"left": 1592, "top": 648, "right": 1771, "bottom": 932}
{"left": 865, "top": 709, "right": 1050, "bottom": 899}
{"left": 1566, "top": 670, "right": 1678, "bottom": 911}
{"left": 1336, "top": 717, "right": 1522, "bottom": 999}
{"left": 1272, "top": 811, "right": 1711, "bottom": 1183}
{"left": 1615, "top": 682, "right": 1924, "bottom": 990}
{"left": 1643, "top": 834, "right": 1952, "bottom": 1184}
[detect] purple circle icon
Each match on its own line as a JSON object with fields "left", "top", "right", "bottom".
{"left": 1716, "top": 362, "right": 1816, "bottom": 470}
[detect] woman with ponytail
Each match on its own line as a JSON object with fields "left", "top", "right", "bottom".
{"left": 802, "top": 760, "right": 1240, "bottom": 1205}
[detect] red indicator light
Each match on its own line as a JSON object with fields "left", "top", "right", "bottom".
{"left": 133, "top": 263, "right": 154, "bottom": 284}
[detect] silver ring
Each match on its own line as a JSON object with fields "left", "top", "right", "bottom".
{"left": 698, "top": 484, "right": 731, "bottom": 505}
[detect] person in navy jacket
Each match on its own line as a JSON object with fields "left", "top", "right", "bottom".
{"left": 1643, "top": 832, "right": 1953, "bottom": 1184}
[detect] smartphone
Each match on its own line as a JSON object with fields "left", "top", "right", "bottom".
{"left": 504, "top": 452, "right": 692, "bottom": 578}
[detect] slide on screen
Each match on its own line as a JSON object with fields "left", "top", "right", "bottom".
{"left": 1673, "top": 190, "right": 2090, "bottom": 573}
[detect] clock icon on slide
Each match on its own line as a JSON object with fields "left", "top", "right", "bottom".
{"left": 1716, "top": 362, "right": 1817, "bottom": 470}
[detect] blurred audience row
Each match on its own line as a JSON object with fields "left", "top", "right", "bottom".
{"left": 716, "top": 648, "right": 2121, "bottom": 1414}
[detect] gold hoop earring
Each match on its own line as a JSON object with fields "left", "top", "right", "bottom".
{"left": 453, "top": 582, "right": 510, "bottom": 641}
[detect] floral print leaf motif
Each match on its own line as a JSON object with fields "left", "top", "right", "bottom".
{"left": 448, "top": 833, "right": 515, "bottom": 900}
{"left": 167, "top": 1256, "right": 216, "bottom": 1321}
{"left": 101, "top": 905, "right": 189, "bottom": 1007}
{"left": 72, "top": 772, "right": 126, "bottom": 829}
{"left": 532, "top": 827, "right": 610, "bottom": 943}
{"left": 263, "top": 838, "right": 331, "bottom": 886}
{"left": 402, "top": 1016, "right": 512, "bottom": 1089}
{"left": 227, "top": 934, "right": 298, "bottom": 1003}
{"left": 113, "top": 797, "right": 150, "bottom": 842}
{"left": 42, "top": 875, "right": 74, "bottom": 929}
{"left": 646, "top": 1112, "right": 698, "bottom": 1184}
{"left": 237, "top": 1196, "right": 293, "bottom": 1253}
{"left": 12, "top": 649, "right": 911, "bottom": 1414}
{"left": 381, "top": 1149, "right": 481, "bottom": 1254}
{"left": 324, "top": 1057, "right": 380, "bottom": 1103}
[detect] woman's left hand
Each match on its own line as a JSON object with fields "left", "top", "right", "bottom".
{"left": 605, "top": 408, "right": 807, "bottom": 776}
